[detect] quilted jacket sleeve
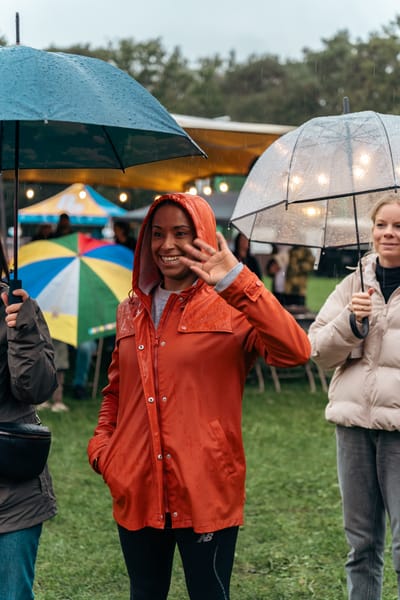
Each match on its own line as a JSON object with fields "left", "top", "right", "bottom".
{"left": 308, "top": 275, "right": 365, "bottom": 370}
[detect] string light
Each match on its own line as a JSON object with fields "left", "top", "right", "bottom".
{"left": 317, "top": 173, "right": 329, "bottom": 186}
{"left": 302, "top": 206, "right": 321, "bottom": 217}
{"left": 353, "top": 166, "right": 365, "bottom": 180}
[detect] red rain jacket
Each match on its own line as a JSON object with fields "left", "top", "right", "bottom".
{"left": 88, "top": 193, "right": 310, "bottom": 533}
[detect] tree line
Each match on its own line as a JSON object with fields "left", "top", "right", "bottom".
{"left": 2, "top": 15, "right": 400, "bottom": 125}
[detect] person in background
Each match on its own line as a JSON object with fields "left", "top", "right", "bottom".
{"left": 284, "top": 245, "right": 315, "bottom": 306}
{"left": 72, "top": 339, "right": 97, "bottom": 399}
{"left": 88, "top": 192, "right": 310, "bottom": 600}
{"left": 113, "top": 220, "right": 137, "bottom": 251}
{"left": 32, "top": 223, "right": 54, "bottom": 241}
{"left": 265, "top": 245, "right": 290, "bottom": 305}
{"left": 39, "top": 340, "right": 70, "bottom": 412}
{"left": 0, "top": 238, "right": 57, "bottom": 600}
{"left": 266, "top": 245, "right": 314, "bottom": 308}
{"left": 53, "top": 213, "right": 73, "bottom": 238}
{"left": 308, "top": 193, "right": 400, "bottom": 599}
{"left": 233, "top": 232, "right": 262, "bottom": 279}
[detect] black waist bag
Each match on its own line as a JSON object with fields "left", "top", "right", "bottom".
{"left": 0, "top": 422, "right": 51, "bottom": 481}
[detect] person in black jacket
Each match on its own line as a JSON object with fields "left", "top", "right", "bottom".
{"left": 0, "top": 239, "right": 57, "bottom": 599}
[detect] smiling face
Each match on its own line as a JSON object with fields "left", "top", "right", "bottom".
{"left": 372, "top": 201, "right": 400, "bottom": 267}
{"left": 151, "top": 202, "right": 197, "bottom": 291}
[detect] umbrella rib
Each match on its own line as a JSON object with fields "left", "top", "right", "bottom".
{"left": 322, "top": 199, "right": 329, "bottom": 249}
{"left": 101, "top": 126, "right": 125, "bottom": 172}
{"left": 285, "top": 124, "right": 308, "bottom": 206}
{"left": 375, "top": 112, "right": 399, "bottom": 188}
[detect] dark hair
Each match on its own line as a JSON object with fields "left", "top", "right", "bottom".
{"left": 0, "top": 239, "right": 9, "bottom": 282}
{"left": 265, "top": 257, "right": 279, "bottom": 276}
{"left": 233, "top": 232, "right": 250, "bottom": 257}
{"left": 114, "top": 220, "right": 131, "bottom": 235}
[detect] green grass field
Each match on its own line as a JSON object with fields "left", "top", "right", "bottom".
{"left": 32, "top": 276, "right": 398, "bottom": 599}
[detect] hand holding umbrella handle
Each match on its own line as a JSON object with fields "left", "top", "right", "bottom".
{"left": 8, "top": 278, "right": 23, "bottom": 304}
{"left": 349, "top": 313, "right": 369, "bottom": 339}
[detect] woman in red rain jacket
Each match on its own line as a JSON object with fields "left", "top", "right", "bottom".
{"left": 88, "top": 193, "right": 310, "bottom": 599}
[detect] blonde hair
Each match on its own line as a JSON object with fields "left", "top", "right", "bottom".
{"left": 370, "top": 191, "right": 400, "bottom": 223}
{"left": 369, "top": 191, "right": 400, "bottom": 253}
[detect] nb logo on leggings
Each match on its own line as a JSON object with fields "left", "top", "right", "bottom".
{"left": 197, "top": 533, "right": 214, "bottom": 543}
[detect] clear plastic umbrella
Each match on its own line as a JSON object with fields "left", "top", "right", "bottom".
{"left": 231, "top": 109, "right": 400, "bottom": 337}
{"left": 231, "top": 110, "right": 400, "bottom": 252}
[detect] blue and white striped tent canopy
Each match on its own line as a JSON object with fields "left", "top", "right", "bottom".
{"left": 18, "top": 183, "right": 127, "bottom": 226}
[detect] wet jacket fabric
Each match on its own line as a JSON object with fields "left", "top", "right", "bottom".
{"left": 88, "top": 193, "right": 311, "bottom": 533}
{"left": 308, "top": 253, "right": 400, "bottom": 430}
{"left": 0, "top": 283, "right": 57, "bottom": 533}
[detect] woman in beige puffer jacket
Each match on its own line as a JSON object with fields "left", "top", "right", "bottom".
{"left": 309, "top": 194, "right": 400, "bottom": 600}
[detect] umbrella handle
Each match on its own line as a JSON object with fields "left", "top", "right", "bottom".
{"left": 8, "top": 278, "right": 23, "bottom": 304}
{"left": 349, "top": 313, "right": 369, "bottom": 339}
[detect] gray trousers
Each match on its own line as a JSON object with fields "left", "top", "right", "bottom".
{"left": 336, "top": 425, "right": 400, "bottom": 600}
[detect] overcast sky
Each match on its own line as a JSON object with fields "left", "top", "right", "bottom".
{"left": 1, "top": 0, "right": 400, "bottom": 62}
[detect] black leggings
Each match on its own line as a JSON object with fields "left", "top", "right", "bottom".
{"left": 117, "top": 523, "right": 239, "bottom": 600}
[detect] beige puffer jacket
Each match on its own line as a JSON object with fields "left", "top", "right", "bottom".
{"left": 308, "top": 253, "right": 400, "bottom": 430}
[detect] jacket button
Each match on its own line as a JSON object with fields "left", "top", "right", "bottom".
{"left": 160, "top": 340, "right": 166, "bottom": 346}
{"left": 161, "top": 396, "right": 167, "bottom": 402}
{"left": 172, "top": 511, "right": 178, "bottom": 518}
{"left": 166, "top": 453, "right": 171, "bottom": 460}
{"left": 148, "top": 397, "right": 154, "bottom": 403}
{"left": 138, "top": 344, "right": 144, "bottom": 350}
{"left": 157, "top": 454, "right": 163, "bottom": 460}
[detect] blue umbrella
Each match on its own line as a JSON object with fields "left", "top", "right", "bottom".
{"left": 0, "top": 43, "right": 205, "bottom": 296}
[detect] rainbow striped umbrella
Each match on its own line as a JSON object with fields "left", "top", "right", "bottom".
{"left": 17, "top": 232, "right": 133, "bottom": 347}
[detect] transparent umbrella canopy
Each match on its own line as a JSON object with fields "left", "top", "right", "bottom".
{"left": 231, "top": 109, "right": 400, "bottom": 339}
{"left": 231, "top": 110, "right": 400, "bottom": 251}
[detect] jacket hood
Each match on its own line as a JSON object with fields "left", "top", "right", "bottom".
{"left": 133, "top": 193, "right": 218, "bottom": 294}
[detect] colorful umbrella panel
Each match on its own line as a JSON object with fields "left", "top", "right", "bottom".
{"left": 17, "top": 233, "right": 133, "bottom": 347}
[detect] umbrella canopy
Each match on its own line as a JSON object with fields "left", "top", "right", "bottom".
{"left": 0, "top": 46, "right": 204, "bottom": 171}
{"left": 0, "top": 44, "right": 205, "bottom": 293}
{"left": 231, "top": 109, "right": 400, "bottom": 339}
{"left": 17, "top": 233, "right": 133, "bottom": 347}
{"left": 231, "top": 110, "right": 400, "bottom": 249}
{"left": 18, "top": 183, "right": 127, "bottom": 226}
